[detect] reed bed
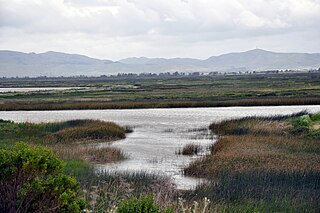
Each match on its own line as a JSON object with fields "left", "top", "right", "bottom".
{"left": 183, "top": 112, "right": 320, "bottom": 212}
{"left": 65, "top": 167, "right": 177, "bottom": 212}
{"left": 46, "top": 124, "right": 125, "bottom": 143}
{"left": 53, "top": 145, "right": 126, "bottom": 164}
{"left": 0, "top": 119, "right": 126, "bottom": 145}
{"left": 185, "top": 136, "right": 320, "bottom": 177}
{"left": 0, "top": 97, "right": 319, "bottom": 111}
{"left": 208, "top": 111, "right": 307, "bottom": 136}
{"left": 184, "top": 171, "right": 320, "bottom": 212}
{"left": 177, "top": 143, "right": 200, "bottom": 155}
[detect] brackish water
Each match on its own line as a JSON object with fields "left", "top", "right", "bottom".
{"left": 1, "top": 105, "right": 319, "bottom": 189}
{"left": 0, "top": 87, "right": 86, "bottom": 92}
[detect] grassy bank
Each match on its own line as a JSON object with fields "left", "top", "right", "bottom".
{"left": 0, "top": 119, "right": 127, "bottom": 163}
{"left": 0, "top": 119, "right": 126, "bottom": 144}
{"left": 183, "top": 112, "right": 320, "bottom": 212}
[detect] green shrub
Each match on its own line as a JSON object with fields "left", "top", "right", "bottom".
{"left": 0, "top": 142, "right": 86, "bottom": 212}
{"left": 310, "top": 113, "right": 320, "bottom": 121}
{"left": 308, "top": 130, "right": 320, "bottom": 139}
{"left": 292, "top": 115, "right": 312, "bottom": 128}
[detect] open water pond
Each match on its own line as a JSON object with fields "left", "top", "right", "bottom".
{"left": 0, "top": 87, "right": 87, "bottom": 93}
{"left": 1, "top": 105, "right": 319, "bottom": 189}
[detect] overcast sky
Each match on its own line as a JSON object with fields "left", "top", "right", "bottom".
{"left": 0, "top": 0, "right": 320, "bottom": 60}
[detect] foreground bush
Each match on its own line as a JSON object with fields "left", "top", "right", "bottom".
{"left": 291, "top": 113, "right": 320, "bottom": 139}
{"left": 0, "top": 143, "right": 86, "bottom": 212}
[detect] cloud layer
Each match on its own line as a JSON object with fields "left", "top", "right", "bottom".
{"left": 1, "top": 0, "right": 320, "bottom": 60}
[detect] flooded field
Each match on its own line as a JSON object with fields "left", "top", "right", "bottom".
{"left": 1, "top": 105, "right": 319, "bottom": 189}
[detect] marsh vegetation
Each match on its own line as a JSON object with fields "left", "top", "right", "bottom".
{"left": 0, "top": 119, "right": 127, "bottom": 164}
{"left": 1, "top": 109, "right": 320, "bottom": 212}
{"left": 184, "top": 112, "right": 320, "bottom": 212}
{"left": 0, "top": 72, "right": 319, "bottom": 110}
{"left": 177, "top": 144, "right": 200, "bottom": 155}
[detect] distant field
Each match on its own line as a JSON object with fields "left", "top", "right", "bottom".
{"left": 0, "top": 72, "right": 319, "bottom": 110}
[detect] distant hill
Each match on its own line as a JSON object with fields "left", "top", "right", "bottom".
{"left": 204, "top": 49, "right": 320, "bottom": 71}
{"left": 0, "top": 49, "right": 319, "bottom": 77}
{"left": 119, "top": 57, "right": 202, "bottom": 65}
{"left": 0, "top": 50, "right": 114, "bottom": 77}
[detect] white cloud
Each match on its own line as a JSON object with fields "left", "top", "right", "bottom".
{"left": 0, "top": 0, "right": 319, "bottom": 60}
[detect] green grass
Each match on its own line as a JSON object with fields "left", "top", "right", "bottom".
{"left": 72, "top": 168, "right": 176, "bottom": 212}
{"left": 63, "top": 159, "right": 92, "bottom": 179}
{"left": 55, "top": 145, "right": 126, "bottom": 164}
{"left": 213, "top": 199, "right": 316, "bottom": 213}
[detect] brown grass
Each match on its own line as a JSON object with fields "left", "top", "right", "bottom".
{"left": 44, "top": 120, "right": 125, "bottom": 144}
{"left": 312, "top": 124, "right": 320, "bottom": 130}
{"left": 185, "top": 135, "right": 320, "bottom": 177}
{"left": 177, "top": 143, "right": 200, "bottom": 155}
{"left": 185, "top": 115, "right": 320, "bottom": 177}
{"left": 53, "top": 145, "right": 125, "bottom": 164}
{"left": 0, "top": 97, "right": 319, "bottom": 111}
{"left": 209, "top": 117, "right": 291, "bottom": 136}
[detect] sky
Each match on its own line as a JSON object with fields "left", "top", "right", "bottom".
{"left": 0, "top": 0, "right": 320, "bottom": 60}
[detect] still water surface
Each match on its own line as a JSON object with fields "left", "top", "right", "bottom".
{"left": 1, "top": 105, "right": 319, "bottom": 189}
{"left": 0, "top": 87, "right": 86, "bottom": 92}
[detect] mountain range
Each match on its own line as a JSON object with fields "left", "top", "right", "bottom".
{"left": 0, "top": 49, "right": 319, "bottom": 77}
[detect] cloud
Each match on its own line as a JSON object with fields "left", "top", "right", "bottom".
{"left": 0, "top": 0, "right": 319, "bottom": 59}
